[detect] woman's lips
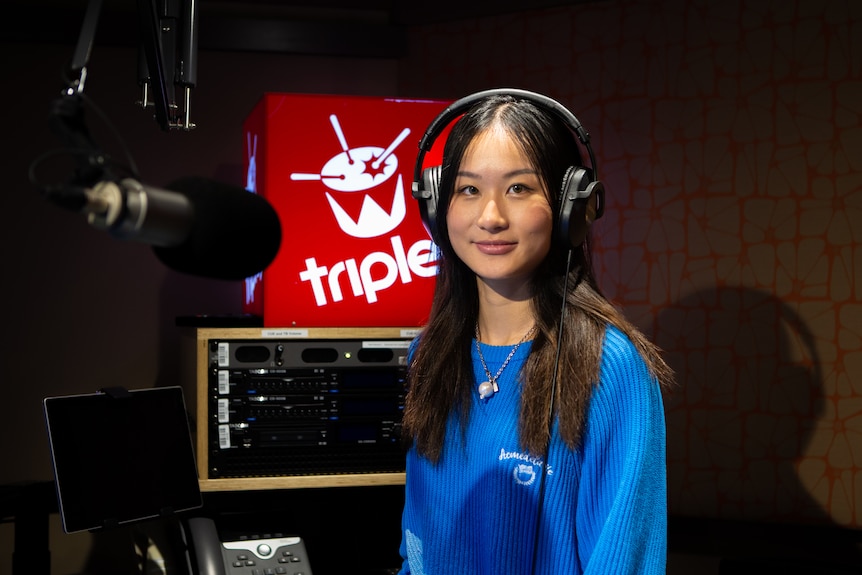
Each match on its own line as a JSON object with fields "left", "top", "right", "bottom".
{"left": 475, "top": 241, "right": 516, "bottom": 255}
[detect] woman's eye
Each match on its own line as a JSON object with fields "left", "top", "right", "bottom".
{"left": 458, "top": 185, "right": 479, "bottom": 196}
{"left": 509, "top": 184, "right": 529, "bottom": 194}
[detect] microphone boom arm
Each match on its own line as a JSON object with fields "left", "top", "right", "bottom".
{"left": 136, "top": 0, "right": 199, "bottom": 131}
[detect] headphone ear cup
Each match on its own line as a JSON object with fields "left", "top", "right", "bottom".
{"left": 557, "top": 166, "right": 599, "bottom": 249}
{"left": 419, "top": 165, "right": 442, "bottom": 244}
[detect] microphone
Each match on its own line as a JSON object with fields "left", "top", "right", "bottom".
{"left": 81, "top": 176, "right": 282, "bottom": 280}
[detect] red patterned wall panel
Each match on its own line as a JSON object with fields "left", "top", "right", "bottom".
{"left": 400, "top": 0, "right": 862, "bottom": 528}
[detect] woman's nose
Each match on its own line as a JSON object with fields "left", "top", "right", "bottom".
{"left": 477, "top": 197, "right": 507, "bottom": 231}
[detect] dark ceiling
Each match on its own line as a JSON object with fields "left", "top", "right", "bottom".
{"left": 5, "top": 0, "right": 587, "bottom": 58}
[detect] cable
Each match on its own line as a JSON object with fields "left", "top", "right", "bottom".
{"left": 530, "top": 247, "right": 573, "bottom": 575}
{"left": 75, "top": 91, "right": 140, "bottom": 179}
{"left": 33, "top": 88, "right": 141, "bottom": 210}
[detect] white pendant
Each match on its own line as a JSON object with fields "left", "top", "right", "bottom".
{"left": 478, "top": 380, "right": 496, "bottom": 400}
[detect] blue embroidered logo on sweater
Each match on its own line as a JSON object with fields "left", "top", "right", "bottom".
{"left": 513, "top": 463, "right": 536, "bottom": 485}
{"left": 498, "top": 448, "right": 553, "bottom": 486}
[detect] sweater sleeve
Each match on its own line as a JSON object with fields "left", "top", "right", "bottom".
{"left": 577, "top": 327, "right": 668, "bottom": 575}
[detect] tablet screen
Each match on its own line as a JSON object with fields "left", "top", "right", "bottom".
{"left": 43, "top": 386, "right": 202, "bottom": 533}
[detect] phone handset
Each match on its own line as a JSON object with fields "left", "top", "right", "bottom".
{"left": 183, "top": 517, "right": 227, "bottom": 575}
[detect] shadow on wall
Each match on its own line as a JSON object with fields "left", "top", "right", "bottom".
{"left": 653, "top": 286, "right": 862, "bottom": 569}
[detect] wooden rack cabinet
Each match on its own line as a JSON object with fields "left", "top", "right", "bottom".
{"left": 180, "top": 326, "right": 418, "bottom": 492}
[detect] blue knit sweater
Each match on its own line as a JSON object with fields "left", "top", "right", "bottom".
{"left": 398, "top": 326, "right": 667, "bottom": 574}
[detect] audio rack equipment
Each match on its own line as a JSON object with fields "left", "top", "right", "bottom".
{"left": 182, "top": 327, "right": 417, "bottom": 491}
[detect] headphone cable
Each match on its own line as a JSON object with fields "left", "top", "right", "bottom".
{"left": 530, "top": 248, "right": 572, "bottom": 575}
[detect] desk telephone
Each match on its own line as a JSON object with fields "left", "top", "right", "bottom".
{"left": 184, "top": 517, "right": 313, "bottom": 575}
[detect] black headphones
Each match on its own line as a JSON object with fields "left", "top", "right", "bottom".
{"left": 411, "top": 88, "right": 605, "bottom": 250}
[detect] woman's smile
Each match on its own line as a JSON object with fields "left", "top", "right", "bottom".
{"left": 474, "top": 240, "right": 518, "bottom": 255}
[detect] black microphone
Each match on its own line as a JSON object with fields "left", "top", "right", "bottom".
{"left": 81, "top": 176, "right": 282, "bottom": 280}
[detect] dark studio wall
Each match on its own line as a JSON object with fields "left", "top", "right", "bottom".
{"left": 1, "top": 0, "right": 861, "bottom": 573}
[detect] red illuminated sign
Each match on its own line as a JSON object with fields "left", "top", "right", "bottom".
{"left": 243, "top": 93, "right": 450, "bottom": 327}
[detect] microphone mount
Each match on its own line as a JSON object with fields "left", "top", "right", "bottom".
{"left": 29, "top": 1, "right": 283, "bottom": 281}
{"left": 63, "top": 0, "right": 200, "bottom": 132}
{"left": 135, "top": 0, "right": 200, "bottom": 131}
{"left": 36, "top": 0, "right": 202, "bottom": 210}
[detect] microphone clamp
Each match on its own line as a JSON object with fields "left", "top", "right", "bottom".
{"left": 85, "top": 178, "right": 195, "bottom": 248}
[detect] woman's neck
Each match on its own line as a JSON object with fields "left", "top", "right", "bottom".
{"left": 475, "top": 282, "right": 536, "bottom": 346}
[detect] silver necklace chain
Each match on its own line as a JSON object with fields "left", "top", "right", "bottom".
{"left": 475, "top": 323, "right": 536, "bottom": 400}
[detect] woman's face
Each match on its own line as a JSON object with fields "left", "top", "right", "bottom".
{"left": 446, "top": 124, "right": 554, "bottom": 296}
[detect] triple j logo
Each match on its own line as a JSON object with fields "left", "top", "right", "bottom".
{"left": 289, "top": 114, "right": 438, "bottom": 306}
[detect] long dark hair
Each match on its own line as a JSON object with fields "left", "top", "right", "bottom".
{"left": 402, "top": 93, "right": 673, "bottom": 462}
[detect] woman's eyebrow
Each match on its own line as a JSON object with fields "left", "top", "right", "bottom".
{"left": 456, "top": 168, "right": 538, "bottom": 179}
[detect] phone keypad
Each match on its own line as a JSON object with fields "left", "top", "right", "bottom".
{"left": 222, "top": 537, "right": 311, "bottom": 575}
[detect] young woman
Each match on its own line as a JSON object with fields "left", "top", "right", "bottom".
{"left": 399, "top": 90, "right": 674, "bottom": 574}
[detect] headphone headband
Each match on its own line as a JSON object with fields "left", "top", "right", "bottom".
{"left": 414, "top": 88, "right": 597, "bottom": 187}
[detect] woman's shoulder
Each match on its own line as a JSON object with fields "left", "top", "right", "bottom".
{"left": 601, "top": 324, "right": 642, "bottom": 361}
{"left": 597, "top": 324, "right": 654, "bottom": 389}
{"left": 587, "top": 324, "right": 664, "bottom": 433}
